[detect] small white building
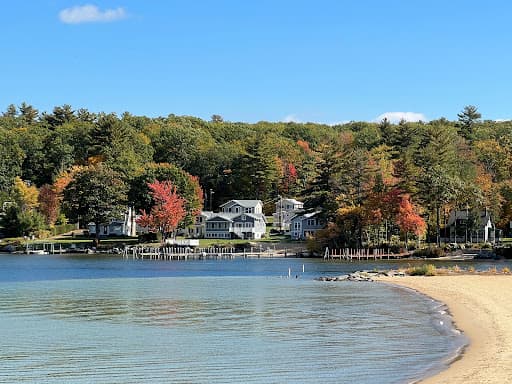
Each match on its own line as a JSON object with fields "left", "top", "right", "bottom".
{"left": 273, "top": 198, "right": 304, "bottom": 232}
{"left": 88, "top": 207, "right": 141, "bottom": 237}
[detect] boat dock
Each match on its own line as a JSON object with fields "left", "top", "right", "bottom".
{"left": 324, "top": 247, "right": 411, "bottom": 261}
{"left": 25, "top": 242, "right": 64, "bottom": 255}
{"left": 122, "top": 246, "right": 288, "bottom": 260}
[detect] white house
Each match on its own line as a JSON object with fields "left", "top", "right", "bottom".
{"left": 273, "top": 198, "right": 304, "bottom": 232}
{"left": 220, "top": 200, "right": 263, "bottom": 214}
{"left": 290, "top": 212, "right": 324, "bottom": 240}
{"left": 188, "top": 211, "right": 214, "bottom": 238}
{"left": 88, "top": 207, "right": 141, "bottom": 237}
{"left": 203, "top": 200, "right": 267, "bottom": 240}
{"left": 446, "top": 209, "right": 495, "bottom": 243}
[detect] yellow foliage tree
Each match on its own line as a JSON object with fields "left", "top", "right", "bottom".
{"left": 13, "top": 177, "right": 39, "bottom": 211}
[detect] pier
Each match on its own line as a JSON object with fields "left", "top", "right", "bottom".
{"left": 25, "top": 242, "right": 64, "bottom": 255}
{"left": 324, "top": 247, "right": 411, "bottom": 261}
{"left": 122, "top": 246, "right": 286, "bottom": 260}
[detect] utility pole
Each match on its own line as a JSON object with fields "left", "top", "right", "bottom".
{"left": 209, "top": 189, "right": 214, "bottom": 211}
{"left": 278, "top": 195, "right": 283, "bottom": 233}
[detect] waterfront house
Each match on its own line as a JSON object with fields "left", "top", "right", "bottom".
{"left": 219, "top": 199, "right": 263, "bottom": 214}
{"left": 188, "top": 211, "right": 214, "bottom": 238}
{"left": 272, "top": 198, "right": 304, "bottom": 232}
{"left": 203, "top": 200, "right": 267, "bottom": 240}
{"left": 446, "top": 209, "right": 495, "bottom": 243}
{"left": 290, "top": 212, "right": 324, "bottom": 240}
{"left": 88, "top": 207, "right": 139, "bottom": 237}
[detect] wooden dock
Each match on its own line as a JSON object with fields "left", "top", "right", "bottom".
{"left": 324, "top": 247, "right": 411, "bottom": 261}
{"left": 122, "top": 246, "right": 285, "bottom": 260}
{"left": 25, "top": 242, "right": 64, "bottom": 255}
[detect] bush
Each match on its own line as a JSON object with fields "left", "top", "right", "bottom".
{"left": 51, "top": 223, "right": 76, "bottom": 236}
{"left": 413, "top": 247, "right": 445, "bottom": 258}
{"left": 407, "top": 264, "right": 437, "bottom": 276}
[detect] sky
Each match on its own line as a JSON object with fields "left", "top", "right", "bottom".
{"left": 1, "top": 1, "right": 511, "bottom": 123}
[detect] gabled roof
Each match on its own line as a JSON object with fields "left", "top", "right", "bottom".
{"left": 200, "top": 211, "right": 215, "bottom": 219}
{"left": 206, "top": 212, "right": 266, "bottom": 222}
{"left": 278, "top": 198, "right": 303, "bottom": 205}
{"left": 290, "top": 211, "right": 321, "bottom": 222}
{"left": 220, "top": 199, "right": 262, "bottom": 208}
{"left": 447, "top": 210, "right": 493, "bottom": 228}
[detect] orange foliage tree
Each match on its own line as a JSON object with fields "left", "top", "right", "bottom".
{"left": 396, "top": 194, "right": 426, "bottom": 247}
{"left": 136, "top": 180, "right": 186, "bottom": 243}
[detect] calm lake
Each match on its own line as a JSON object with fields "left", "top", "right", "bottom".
{"left": 0, "top": 254, "right": 494, "bottom": 383}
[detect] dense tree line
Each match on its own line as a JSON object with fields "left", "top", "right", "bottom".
{"left": 0, "top": 103, "right": 510, "bottom": 248}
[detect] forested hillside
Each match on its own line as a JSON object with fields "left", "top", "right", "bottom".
{"left": 1, "top": 103, "right": 510, "bottom": 247}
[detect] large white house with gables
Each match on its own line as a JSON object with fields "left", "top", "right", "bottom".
{"left": 191, "top": 200, "right": 267, "bottom": 240}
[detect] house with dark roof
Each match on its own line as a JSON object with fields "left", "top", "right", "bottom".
{"left": 446, "top": 209, "right": 495, "bottom": 243}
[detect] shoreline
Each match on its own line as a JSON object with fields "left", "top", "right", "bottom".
{"left": 378, "top": 275, "right": 512, "bottom": 383}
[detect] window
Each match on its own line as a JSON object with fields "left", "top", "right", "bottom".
{"left": 241, "top": 215, "right": 246, "bottom": 221}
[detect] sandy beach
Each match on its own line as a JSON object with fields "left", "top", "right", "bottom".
{"left": 379, "top": 275, "right": 512, "bottom": 383}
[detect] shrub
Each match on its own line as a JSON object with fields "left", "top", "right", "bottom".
{"left": 414, "top": 247, "right": 445, "bottom": 258}
{"left": 407, "top": 264, "right": 437, "bottom": 276}
{"left": 502, "top": 267, "right": 510, "bottom": 274}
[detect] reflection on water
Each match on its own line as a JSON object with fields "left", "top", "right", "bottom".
{"left": 0, "top": 271, "right": 466, "bottom": 384}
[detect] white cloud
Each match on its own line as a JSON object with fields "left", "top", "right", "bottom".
{"left": 375, "top": 111, "right": 427, "bottom": 123}
{"left": 282, "top": 114, "right": 301, "bottom": 123}
{"left": 59, "top": 4, "right": 127, "bottom": 24}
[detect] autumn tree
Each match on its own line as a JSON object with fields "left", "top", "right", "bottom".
{"left": 396, "top": 194, "right": 426, "bottom": 248}
{"left": 128, "top": 163, "right": 203, "bottom": 227}
{"left": 38, "top": 184, "right": 59, "bottom": 226}
{"left": 136, "top": 180, "right": 186, "bottom": 242}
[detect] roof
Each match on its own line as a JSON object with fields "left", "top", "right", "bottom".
{"left": 220, "top": 199, "right": 262, "bottom": 208}
{"left": 200, "top": 211, "right": 215, "bottom": 219}
{"left": 290, "top": 211, "right": 321, "bottom": 222}
{"left": 447, "top": 210, "right": 493, "bottom": 228}
{"left": 283, "top": 199, "right": 304, "bottom": 204}
{"left": 280, "top": 198, "right": 303, "bottom": 205}
{"left": 206, "top": 212, "right": 266, "bottom": 222}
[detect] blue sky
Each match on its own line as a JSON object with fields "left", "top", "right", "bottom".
{"left": 1, "top": 1, "right": 511, "bottom": 123}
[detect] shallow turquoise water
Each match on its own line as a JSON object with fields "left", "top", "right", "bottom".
{"left": 0, "top": 255, "right": 467, "bottom": 383}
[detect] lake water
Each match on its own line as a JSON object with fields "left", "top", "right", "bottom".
{"left": 0, "top": 255, "right": 476, "bottom": 383}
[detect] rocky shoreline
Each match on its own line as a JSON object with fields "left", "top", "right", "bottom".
{"left": 315, "top": 270, "right": 405, "bottom": 282}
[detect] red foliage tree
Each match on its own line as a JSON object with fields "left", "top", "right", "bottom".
{"left": 396, "top": 194, "right": 426, "bottom": 246}
{"left": 136, "top": 180, "right": 186, "bottom": 242}
{"left": 38, "top": 184, "right": 59, "bottom": 226}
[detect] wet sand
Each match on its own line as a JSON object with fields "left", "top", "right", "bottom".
{"left": 379, "top": 275, "right": 512, "bottom": 383}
